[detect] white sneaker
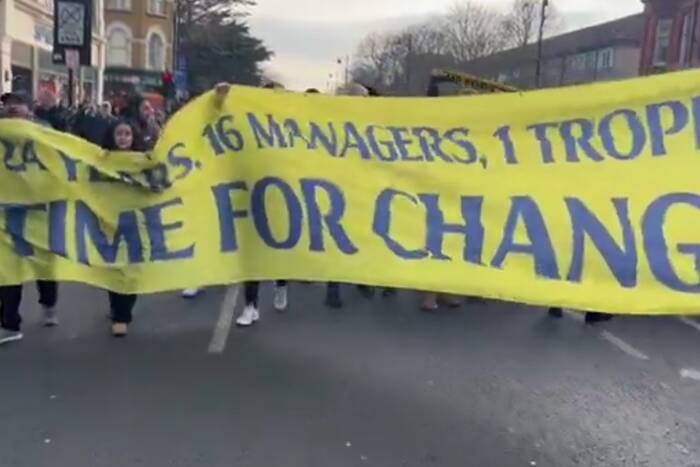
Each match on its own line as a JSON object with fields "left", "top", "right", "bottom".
{"left": 182, "top": 288, "right": 202, "bottom": 299}
{"left": 273, "top": 285, "right": 288, "bottom": 311}
{"left": 42, "top": 307, "right": 59, "bottom": 327}
{"left": 236, "top": 305, "right": 259, "bottom": 327}
{"left": 0, "top": 329, "right": 23, "bottom": 345}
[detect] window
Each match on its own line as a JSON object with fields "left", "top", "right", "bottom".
{"left": 148, "top": 33, "right": 165, "bottom": 71}
{"left": 107, "top": 0, "right": 131, "bottom": 11}
{"left": 679, "top": 14, "right": 692, "bottom": 66}
{"left": 597, "top": 48, "right": 615, "bottom": 70}
{"left": 585, "top": 51, "right": 598, "bottom": 71}
{"left": 148, "top": 0, "right": 166, "bottom": 15}
{"left": 37, "top": 0, "right": 54, "bottom": 11}
{"left": 653, "top": 19, "right": 673, "bottom": 67}
{"left": 107, "top": 27, "right": 131, "bottom": 66}
{"left": 570, "top": 53, "right": 586, "bottom": 72}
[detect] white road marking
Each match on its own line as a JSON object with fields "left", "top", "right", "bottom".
{"left": 680, "top": 369, "right": 700, "bottom": 382}
{"left": 208, "top": 285, "right": 240, "bottom": 354}
{"left": 679, "top": 317, "right": 700, "bottom": 334}
{"left": 600, "top": 331, "right": 650, "bottom": 361}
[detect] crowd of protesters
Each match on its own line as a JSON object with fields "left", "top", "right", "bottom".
{"left": 0, "top": 82, "right": 612, "bottom": 345}
{"left": 0, "top": 88, "right": 168, "bottom": 341}
{"left": 0, "top": 89, "right": 168, "bottom": 145}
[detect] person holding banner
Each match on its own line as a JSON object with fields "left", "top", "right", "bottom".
{"left": 122, "top": 95, "right": 161, "bottom": 151}
{"left": 420, "top": 293, "right": 461, "bottom": 312}
{"left": 101, "top": 119, "right": 144, "bottom": 337}
{"left": 34, "top": 89, "right": 70, "bottom": 132}
{"left": 0, "top": 92, "right": 37, "bottom": 121}
{"left": 324, "top": 84, "right": 397, "bottom": 309}
{"left": 548, "top": 307, "right": 613, "bottom": 324}
{"left": 0, "top": 93, "right": 59, "bottom": 345}
{"left": 181, "top": 83, "right": 233, "bottom": 300}
{"left": 182, "top": 81, "right": 292, "bottom": 326}
{"left": 235, "top": 281, "right": 289, "bottom": 327}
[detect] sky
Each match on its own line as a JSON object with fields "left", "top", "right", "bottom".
{"left": 246, "top": 0, "right": 644, "bottom": 90}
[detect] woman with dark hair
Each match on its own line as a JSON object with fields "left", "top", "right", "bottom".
{"left": 101, "top": 119, "right": 144, "bottom": 336}
{"left": 102, "top": 118, "right": 144, "bottom": 151}
{"left": 122, "top": 94, "right": 160, "bottom": 150}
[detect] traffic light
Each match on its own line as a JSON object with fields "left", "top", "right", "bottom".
{"left": 161, "top": 71, "right": 175, "bottom": 99}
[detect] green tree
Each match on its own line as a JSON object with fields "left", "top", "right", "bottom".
{"left": 175, "top": 0, "right": 272, "bottom": 93}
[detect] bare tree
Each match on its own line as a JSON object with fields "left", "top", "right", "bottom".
{"left": 404, "top": 22, "right": 450, "bottom": 56}
{"left": 502, "top": 0, "right": 538, "bottom": 47}
{"left": 352, "top": 1, "right": 559, "bottom": 94}
{"left": 352, "top": 21, "right": 452, "bottom": 93}
{"left": 442, "top": 1, "right": 508, "bottom": 64}
{"left": 502, "top": 0, "right": 564, "bottom": 48}
{"left": 352, "top": 32, "right": 399, "bottom": 88}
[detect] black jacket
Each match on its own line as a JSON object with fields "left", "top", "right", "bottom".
{"left": 34, "top": 105, "right": 71, "bottom": 132}
{"left": 73, "top": 112, "right": 115, "bottom": 146}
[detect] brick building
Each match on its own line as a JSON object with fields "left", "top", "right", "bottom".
{"left": 639, "top": 0, "right": 700, "bottom": 74}
{"left": 104, "top": 0, "right": 175, "bottom": 108}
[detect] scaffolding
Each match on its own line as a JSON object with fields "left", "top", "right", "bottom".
{"left": 427, "top": 70, "right": 518, "bottom": 96}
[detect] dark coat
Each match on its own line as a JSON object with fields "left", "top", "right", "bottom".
{"left": 73, "top": 112, "right": 115, "bottom": 146}
{"left": 34, "top": 105, "right": 71, "bottom": 132}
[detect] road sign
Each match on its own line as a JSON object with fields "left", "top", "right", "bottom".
{"left": 52, "top": 0, "right": 92, "bottom": 66}
{"left": 65, "top": 49, "right": 80, "bottom": 70}
{"left": 56, "top": 2, "right": 86, "bottom": 46}
{"left": 177, "top": 55, "right": 188, "bottom": 72}
{"left": 174, "top": 71, "right": 188, "bottom": 93}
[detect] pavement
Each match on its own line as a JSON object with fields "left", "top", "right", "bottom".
{"left": 1, "top": 282, "right": 699, "bottom": 467}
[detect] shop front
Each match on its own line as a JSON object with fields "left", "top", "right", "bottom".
{"left": 38, "top": 48, "right": 101, "bottom": 104}
{"left": 0, "top": 2, "right": 105, "bottom": 102}
{"left": 11, "top": 41, "right": 33, "bottom": 96}
{"left": 37, "top": 48, "right": 68, "bottom": 100}
{"left": 104, "top": 67, "right": 166, "bottom": 112}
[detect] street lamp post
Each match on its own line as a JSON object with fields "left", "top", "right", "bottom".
{"left": 534, "top": 0, "right": 549, "bottom": 88}
{"left": 337, "top": 56, "right": 351, "bottom": 87}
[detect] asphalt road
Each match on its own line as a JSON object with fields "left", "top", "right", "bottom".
{"left": 1, "top": 282, "right": 699, "bottom": 467}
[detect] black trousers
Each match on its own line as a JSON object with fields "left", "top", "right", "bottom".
{"left": 108, "top": 292, "right": 138, "bottom": 324}
{"left": 244, "top": 281, "right": 287, "bottom": 307}
{"left": 325, "top": 283, "right": 392, "bottom": 297}
{"left": 0, "top": 281, "right": 58, "bottom": 332}
{"left": 327, "top": 282, "right": 340, "bottom": 296}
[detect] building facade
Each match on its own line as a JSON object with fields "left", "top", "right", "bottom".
{"left": 456, "top": 14, "right": 645, "bottom": 92}
{"left": 0, "top": 0, "right": 106, "bottom": 101}
{"left": 639, "top": 0, "right": 700, "bottom": 74}
{"left": 104, "top": 0, "right": 175, "bottom": 108}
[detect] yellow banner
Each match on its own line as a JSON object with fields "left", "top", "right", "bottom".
{"left": 2, "top": 70, "right": 700, "bottom": 315}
